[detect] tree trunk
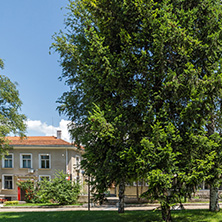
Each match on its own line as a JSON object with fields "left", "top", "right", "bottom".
{"left": 207, "top": 118, "right": 220, "bottom": 212}
{"left": 118, "top": 181, "right": 125, "bottom": 213}
{"left": 161, "top": 202, "right": 172, "bottom": 222}
{"left": 136, "top": 181, "right": 139, "bottom": 202}
{"left": 210, "top": 185, "right": 220, "bottom": 212}
{"left": 141, "top": 180, "right": 143, "bottom": 201}
{"left": 179, "top": 202, "right": 185, "bottom": 210}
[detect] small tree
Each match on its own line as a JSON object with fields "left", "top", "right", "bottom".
{"left": 137, "top": 122, "right": 217, "bottom": 222}
{"left": 137, "top": 122, "right": 181, "bottom": 221}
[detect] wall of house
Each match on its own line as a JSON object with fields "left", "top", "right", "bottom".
{"left": 68, "top": 149, "right": 87, "bottom": 195}
{"left": 0, "top": 146, "right": 83, "bottom": 200}
{"left": 110, "top": 184, "right": 149, "bottom": 198}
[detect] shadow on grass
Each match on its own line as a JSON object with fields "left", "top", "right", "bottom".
{"left": 0, "top": 210, "right": 222, "bottom": 222}
{"left": 0, "top": 211, "right": 162, "bottom": 222}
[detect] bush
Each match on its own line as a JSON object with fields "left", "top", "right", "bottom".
{"left": 4, "top": 201, "right": 19, "bottom": 205}
{"left": 17, "top": 171, "right": 81, "bottom": 205}
{"left": 17, "top": 179, "right": 37, "bottom": 203}
{"left": 42, "top": 171, "right": 80, "bottom": 205}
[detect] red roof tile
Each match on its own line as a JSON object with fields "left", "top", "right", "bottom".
{"left": 7, "top": 136, "right": 71, "bottom": 146}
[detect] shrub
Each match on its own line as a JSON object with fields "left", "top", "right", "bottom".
{"left": 4, "top": 201, "right": 19, "bottom": 205}
{"left": 17, "top": 179, "right": 38, "bottom": 203}
{"left": 42, "top": 171, "right": 80, "bottom": 205}
{"left": 17, "top": 171, "right": 81, "bottom": 205}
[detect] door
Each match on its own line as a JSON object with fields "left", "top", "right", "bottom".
{"left": 21, "top": 189, "right": 26, "bottom": 201}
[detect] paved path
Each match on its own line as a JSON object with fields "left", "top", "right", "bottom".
{"left": 0, "top": 203, "right": 221, "bottom": 212}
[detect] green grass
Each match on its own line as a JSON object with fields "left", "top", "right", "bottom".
{"left": 0, "top": 210, "right": 222, "bottom": 222}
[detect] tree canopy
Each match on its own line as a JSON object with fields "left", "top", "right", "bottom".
{"left": 53, "top": 0, "right": 222, "bottom": 220}
{"left": 0, "top": 59, "right": 26, "bottom": 153}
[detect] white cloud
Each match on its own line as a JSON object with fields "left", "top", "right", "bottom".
{"left": 26, "top": 119, "right": 72, "bottom": 142}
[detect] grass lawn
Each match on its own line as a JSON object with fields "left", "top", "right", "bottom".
{"left": 0, "top": 210, "right": 222, "bottom": 222}
{"left": 4, "top": 203, "right": 82, "bottom": 207}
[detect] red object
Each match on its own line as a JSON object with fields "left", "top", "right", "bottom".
{"left": 0, "top": 199, "right": 7, "bottom": 203}
{"left": 18, "top": 187, "right": 21, "bottom": 201}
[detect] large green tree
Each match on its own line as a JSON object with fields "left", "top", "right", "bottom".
{"left": 0, "top": 59, "right": 26, "bottom": 152}
{"left": 53, "top": 0, "right": 150, "bottom": 213}
{"left": 53, "top": 0, "right": 222, "bottom": 220}
{"left": 130, "top": 0, "right": 222, "bottom": 218}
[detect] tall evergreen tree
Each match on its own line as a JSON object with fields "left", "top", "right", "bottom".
{"left": 52, "top": 0, "right": 222, "bottom": 219}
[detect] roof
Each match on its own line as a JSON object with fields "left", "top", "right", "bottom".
{"left": 6, "top": 136, "right": 71, "bottom": 146}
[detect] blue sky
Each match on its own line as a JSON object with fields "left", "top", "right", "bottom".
{"left": 0, "top": 0, "right": 71, "bottom": 141}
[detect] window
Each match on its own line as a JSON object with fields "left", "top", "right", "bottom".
{"left": 138, "top": 181, "right": 144, "bottom": 186}
{"left": 2, "top": 175, "right": 13, "bottom": 189}
{"left": 2, "top": 154, "right": 13, "bottom": 168}
{"left": 20, "top": 154, "right": 32, "bottom": 168}
{"left": 132, "top": 181, "right": 147, "bottom": 186}
{"left": 197, "top": 181, "right": 210, "bottom": 190}
{"left": 39, "top": 154, "right": 51, "bottom": 169}
{"left": 39, "top": 175, "right": 51, "bottom": 181}
{"left": 126, "top": 182, "right": 134, "bottom": 186}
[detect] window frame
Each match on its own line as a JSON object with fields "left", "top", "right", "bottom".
{"left": 39, "top": 154, "right": 51, "bottom": 169}
{"left": 2, "top": 153, "right": 14, "bottom": 168}
{"left": 20, "top": 153, "right": 32, "bottom": 169}
{"left": 2, "top": 174, "right": 14, "bottom": 190}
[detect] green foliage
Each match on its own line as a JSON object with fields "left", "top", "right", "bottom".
{"left": 42, "top": 171, "right": 80, "bottom": 205}
{"left": 4, "top": 201, "right": 19, "bottom": 205}
{"left": 17, "top": 171, "right": 81, "bottom": 205}
{"left": 17, "top": 179, "right": 37, "bottom": 203}
{"left": 53, "top": 0, "right": 222, "bottom": 219}
{"left": 89, "top": 104, "right": 115, "bottom": 141}
{"left": 0, "top": 59, "right": 4, "bottom": 69}
{"left": 0, "top": 59, "right": 26, "bottom": 155}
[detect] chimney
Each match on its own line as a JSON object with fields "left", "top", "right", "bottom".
{"left": 57, "top": 130, "right": 62, "bottom": 139}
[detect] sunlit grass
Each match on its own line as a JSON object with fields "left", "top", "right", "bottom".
{"left": 0, "top": 210, "right": 222, "bottom": 222}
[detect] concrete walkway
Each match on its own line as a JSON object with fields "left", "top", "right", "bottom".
{"left": 0, "top": 203, "right": 221, "bottom": 212}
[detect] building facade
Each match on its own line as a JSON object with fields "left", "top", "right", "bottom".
{"left": 0, "top": 132, "right": 84, "bottom": 201}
